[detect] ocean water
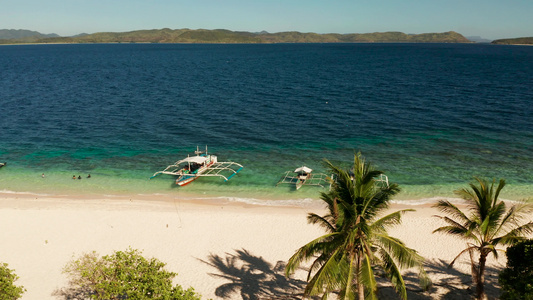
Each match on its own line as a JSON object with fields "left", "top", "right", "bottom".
{"left": 0, "top": 43, "right": 532, "bottom": 203}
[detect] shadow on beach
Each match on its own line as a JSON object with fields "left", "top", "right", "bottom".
{"left": 378, "top": 259, "right": 502, "bottom": 300}
{"left": 203, "top": 251, "right": 502, "bottom": 300}
{"left": 200, "top": 248, "right": 312, "bottom": 300}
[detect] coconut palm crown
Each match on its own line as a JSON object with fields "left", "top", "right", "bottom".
{"left": 433, "top": 177, "right": 533, "bottom": 300}
{"left": 286, "top": 153, "right": 431, "bottom": 300}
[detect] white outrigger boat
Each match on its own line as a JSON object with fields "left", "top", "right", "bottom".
{"left": 150, "top": 146, "right": 243, "bottom": 186}
{"left": 277, "top": 166, "right": 332, "bottom": 190}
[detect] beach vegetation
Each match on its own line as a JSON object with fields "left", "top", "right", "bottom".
{"left": 0, "top": 262, "right": 26, "bottom": 300}
{"left": 499, "top": 239, "right": 533, "bottom": 299}
{"left": 433, "top": 178, "right": 533, "bottom": 300}
{"left": 59, "top": 248, "right": 201, "bottom": 300}
{"left": 285, "top": 153, "right": 431, "bottom": 300}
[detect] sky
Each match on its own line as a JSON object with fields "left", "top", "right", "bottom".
{"left": 1, "top": 0, "right": 532, "bottom": 40}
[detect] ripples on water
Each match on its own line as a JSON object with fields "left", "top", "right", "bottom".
{"left": 0, "top": 43, "right": 532, "bottom": 202}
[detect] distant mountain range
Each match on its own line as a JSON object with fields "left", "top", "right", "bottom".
{"left": 0, "top": 29, "right": 59, "bottom": 40}
{"left": 466, "top": 36, "right": 492, "bottom": 43}
{"left": 0, "top": 28, "right": 473, "bottom": 44}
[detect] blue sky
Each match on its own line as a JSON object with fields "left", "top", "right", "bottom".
{"left": 2, "top": 0, "right": 532, "bottom": 40}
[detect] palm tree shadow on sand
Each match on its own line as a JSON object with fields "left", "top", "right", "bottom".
{"left": 200, "top": 249, "right": 314, "bottom": 300}
{"left": 377, "top": 259, "right": 502, "bottom": 300}
{"left": 202, "top": 251, "right": 502, "bottom": 300}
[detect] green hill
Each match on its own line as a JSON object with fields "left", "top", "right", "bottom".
{"left": 491, "top": 37, "right": 533, "bottom": 45}
{"left": 1, "top": 28, "right": 472, "bottom": 44}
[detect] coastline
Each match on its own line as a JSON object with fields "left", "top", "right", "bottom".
{"left": 0, "top": 193, "right": 508, "bottom": 299}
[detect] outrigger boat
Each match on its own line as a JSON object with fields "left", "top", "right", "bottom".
{"left": 277, "top": 166, "right": 332, "bottom": 190}
{"left": 376, "top": 174, "right": 389, "bottom": 188}
{"left": 150, "top": 146, "right": 243, "bottom": 186}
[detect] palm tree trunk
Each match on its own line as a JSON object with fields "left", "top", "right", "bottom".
{"left": 355, "top": 253, "right": 364, "bottom": 300}
{"left": 476, "top": 254, "right": 487, "bottom": 300}
{"left": 468, "top": 248, "right": 481, "bottom": 295}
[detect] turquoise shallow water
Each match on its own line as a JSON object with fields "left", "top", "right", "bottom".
{"left": 1, "top": 144, "right": 531, "bottom": 202}
{"left": 0, "top": 43, "right": 532, "bottom": 203}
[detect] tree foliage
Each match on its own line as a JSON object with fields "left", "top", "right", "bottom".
{"left": 286, "top": 153, "right": 430, "bottom": 299}
{"left": 499, "top": 239, "right": 533, "bottom": 299}
{"left": 0, "top": 262, "right": 25, "bottom": 300}
{"left": 433, "top": 178, "right": 533, "bottom": 300}
{"left": 60, "top": 248, "right": 201, "bottom": 300}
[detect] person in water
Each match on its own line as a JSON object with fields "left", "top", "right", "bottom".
{"left": 72, "top": 175, "right": 76, "bottom": 179}
{"left": 87, "top": 174, "right": 91, "bottom": 178}
{"left": 78, "top": 176, "right": 82, "bottom": 180}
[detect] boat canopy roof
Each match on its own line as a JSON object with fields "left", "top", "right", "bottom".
{"left": 295, "top": 166, "right": 312, "bottom": 174}
{"left": 181, "top": 156, "right": 208, "bottom": 164}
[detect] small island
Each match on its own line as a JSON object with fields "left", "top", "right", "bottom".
{"left": 492, "top": 37, "right": 533, "bottom": 45}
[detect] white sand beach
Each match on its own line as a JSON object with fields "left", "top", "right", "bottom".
{"left": 0, "top": 194, "right": 506, "bottom": 299}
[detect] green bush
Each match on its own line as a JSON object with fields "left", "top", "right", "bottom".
{"left": 500, "top": 240, "right": 533, "bottom": 299}
{"left": 0, "top": 262, "right": 26, "bottom": 300}
{"left": 61, "top": 248, "right": 201, "bottom": 300}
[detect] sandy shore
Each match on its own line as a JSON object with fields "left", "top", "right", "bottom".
{"left": 0, "top": 194, "right": 506, "bottom": 299}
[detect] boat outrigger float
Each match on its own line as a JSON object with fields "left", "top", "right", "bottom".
{"left": 277, "top": 166, "right": 332, "bottom": 190}
{"left": 150, "top": 146, "right": 243, "bottom": 186}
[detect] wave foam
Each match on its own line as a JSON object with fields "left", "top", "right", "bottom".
{"left": 0, "top": 189, "right": 53, "bottom": 197}
{"left": 191, "top": 196, "right": 320, "bottom": 208}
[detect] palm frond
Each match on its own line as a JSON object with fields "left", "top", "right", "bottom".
{"left": 374, "top": 233, "right": 425, "bottom": 269}
{"left": 362, "top": 170, "right": 383, "bottom": 186}
{"left": 489, "top": 201, "right": 507, "bottom": 221}
{"left": 433, "top": 216, "right": 470, "bottom": 236}
{"left": 449, "top": 246, "right": 477, "bottom": 267}
{"left": 493, "top": 179, "right": 506, "bottom": 206}
{"left": 433, "top": 200, "right": 471, "bottom": 224}
{"left": 363, "top": 184, "right": 401, "bottom": 220}
{"left": 360, "top": 252, "right": 378, "bottom": 300}
{"left": 495, "top": 202, "right": 533, "bottom": 235}
{"left": 494, "top": 221, "right": 533, "bottom": 246}
{"left": 285, "top": 232, "right": 339, "bottom": 276}
{"left": 371, "top": 209, "right": 414, "bottom": 232}
{"left": 308, "top": 213, "right": 337, "bottom": 233}
{"left": 378, "top": 248, "right": 407, "bottom": 300}
{"left": 304, "top": 248, "right": 346, "bottom": 297}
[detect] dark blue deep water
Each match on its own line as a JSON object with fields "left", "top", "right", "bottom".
{"left": 0, "top": 43, "right": 532, "bottom": 201}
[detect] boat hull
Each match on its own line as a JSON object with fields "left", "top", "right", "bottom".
{"left": 175, "top": 159, "right": 216, "bottom": 186}
{"left": 176, "top": 175, "right": 198, "bottom": 186}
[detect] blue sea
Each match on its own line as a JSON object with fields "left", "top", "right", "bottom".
{"left": 0, "top": 43, "right": 532, "bottom": 203}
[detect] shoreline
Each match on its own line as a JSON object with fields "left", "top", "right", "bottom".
{"left": 0, "top": 193, "right": 508, "bottom": 299}
{"left": 1, "top": 187, "right": 529, "bottom": 208}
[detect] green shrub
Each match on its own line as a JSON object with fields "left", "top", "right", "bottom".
{"left": 0, "top": 262, "right": 26, "bottom": 300}
{"left": 61, "top": 248, "right": 201, "bottom": 300}
{"left": 499, "top": 240, "right": 533, "bottom": 299}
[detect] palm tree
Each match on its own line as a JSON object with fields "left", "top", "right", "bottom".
{"left": 433, "top": 177, "right": 533, "bottom": 300}
{"left": 285, "top": 153, "right": 431, "bottom": 300}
